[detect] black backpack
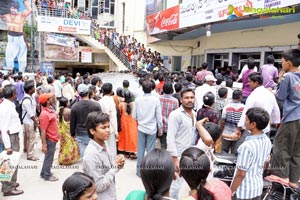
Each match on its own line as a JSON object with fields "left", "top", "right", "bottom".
{"left": 15, "top": 97, "right": 32, "bottom": 124}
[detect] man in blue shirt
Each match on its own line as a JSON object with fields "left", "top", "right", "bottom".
{"left": 133, "top": 80, "right": 162, "bottom": 177}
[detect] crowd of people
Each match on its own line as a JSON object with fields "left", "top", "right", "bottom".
{"left": 0, "top": 48, "right": 300, "bottom": 199}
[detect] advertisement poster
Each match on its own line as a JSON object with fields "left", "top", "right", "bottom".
{"left": 0, "top": 0, "right": 32, "bottom": 72}
{"left": 0, "top": 151, "right": 21, "bottom": 182}
{"left": 81, "top": 47, "right": 92, "bottom": 63}
{"left": 37, "top": 16, "right": 91, "bottom": 35}
{"left": 44, "top": 33, "right": 79, "bottom": 62}
{"left": 146, "top": 5, "right": 180, "bottom": 35}
{"left": 40, "top": 62, "right": 54, "bottom": 76}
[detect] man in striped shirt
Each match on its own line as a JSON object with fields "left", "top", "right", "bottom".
{"left": 159, "top": 82, "right": 179, "bottom": 149}
{"left": 231, "top": 107, "right": 272, "bottom": 200}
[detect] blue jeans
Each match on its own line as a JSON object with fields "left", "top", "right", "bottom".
{"left": 76, "top": 135, "right": 90, "bottom": 158}
{"left": 41, "top": 139, "right": 56, "bottom": 179}
{"left": 136, "top": 131, "right": 156, "bottom": 176}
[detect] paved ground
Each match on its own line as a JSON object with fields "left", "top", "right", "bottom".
{"left": 0, "top": 133, "right": 143, "bottom": 200}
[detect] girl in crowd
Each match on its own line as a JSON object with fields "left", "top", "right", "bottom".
{"left": 180, "top": 147, "right": 231, "bottom": 200}
{"left": 126, "top": 149, "right": 175, "bottom": 200}
{"left": 62, "top": 172, "right": 97, "bottom": 200}
{"left": 118, "top": 89, "right": 138, "bottom": 159}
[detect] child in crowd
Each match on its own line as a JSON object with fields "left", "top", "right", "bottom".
{"left": 214, "top": 87, "right": 228, "bottom": 122}
{"left": 180, "top": 147, "right": 232, "bottom": 200}
{"left": 83, "top": 112, "right": 125, "bottom": 199}
{"left": 230, "top": 107, "right": 272, "bottom": 200}
{"left": 126, "top": 149, "right": 175, "bottom": 200}
{"left": 220, "top": 90, "right": 245, "bottom": 154}
{"left": 197, "top": 91, "right": 219, "bottom": 124}
{"left": 62, "top": 172, "right": 97, "bottom": 200}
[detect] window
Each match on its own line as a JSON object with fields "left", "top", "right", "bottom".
{"left": 110, "top": 2, "right": 115, "bottom": 15}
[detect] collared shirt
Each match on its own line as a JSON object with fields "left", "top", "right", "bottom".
{"left": 167, "top": 106, "right": 196, "bottom": 157}
{"left": 159, "top": 94, "right": 179, "bottom": 133}
{"left": 14, "top": 81, "right": 24, "bottom": 101}
{"left": 238, "top": 86, "right": 280, "bottom": 133}
{"left": 196, "top": 69, "right": 213, "bottom": 81}
{"left": 53, "top": 80, "right": 62, "bottom": 98}
{"left": 234, "top": 133, "right": 272, "bottom": 199}
{"left": 276, "top": 72, "right": 300, "bottom": 123}
{"left": 195, "top": 83, "right": 216, "bottom": 111}
{"left": 242, "top": 69, "right": 254, "bottom": 97}
{"left": 39, "top": 106, "right": 59, "bottom": 142}
{"left": 260, "top": 64, "right": 278, "bottom": 88}
{"left": 133, "top": 93, "right": 162, "bottom": 134}
{"left": 0, "top": 99, "right": 22, "bottom": 148}
{"left": 22, "top": 93, "right": 36, "bottom": 125}
{"left": 222, "top": 101, "right": 245, "bottom": 135}
{"left": 62, "top": 83, "right": 75, "bottom": 101}
{"left": 214, "top": 97, "right": 227, "bottom": 119}
{"left": 83, "top": 139, "right": 118, "bottom": 200}
{"left": 99, "top": 96, "right": 118, "bottom": 135}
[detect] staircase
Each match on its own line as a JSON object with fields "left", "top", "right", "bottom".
{"left": 35, "top": 5, "right": 130, "bottom": 71}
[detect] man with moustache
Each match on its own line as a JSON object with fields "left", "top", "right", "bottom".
{"left": 167, "top": 88, "right": 196, "bottom": 199}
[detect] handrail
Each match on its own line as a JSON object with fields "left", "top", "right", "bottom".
{"left": 104, "top": 36, "right": 131, "bottom": 70}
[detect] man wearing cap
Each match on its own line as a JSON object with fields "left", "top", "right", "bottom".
{"left": 70, "top": 84, "right": 102, "bottom": 157}
{"left": 39, "top": 92, "right": 59, "bottom": 181}
{"left": 0, "top": 84, "right": 23, "bottom": 196}
{"left": 195, "top": 74, "right": 217, "bottom": 111}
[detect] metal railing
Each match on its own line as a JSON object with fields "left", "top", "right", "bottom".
{"left": 36, "top": 5, "right": 91, "bottom": 20}
{"left": 104, "top": 37, "right": 130, "bottom": 69}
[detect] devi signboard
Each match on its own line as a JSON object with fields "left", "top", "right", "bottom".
{"left": 37, "top": 16, "right": 91, "bottom": 35}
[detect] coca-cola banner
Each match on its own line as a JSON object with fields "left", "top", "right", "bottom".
{"left": 146, "top": 5, "right": 179, "bottom": 35}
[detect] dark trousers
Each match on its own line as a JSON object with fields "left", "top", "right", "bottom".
{"left": 271, "top": 120, "right": 300, "bottom": 183}
{"left": 1, "top": 133, "right": 20, "bottom": 193}
{"left": 159, "top": 133, "right": 167, "bottom": 150}
{"left": 40, "top": 139, "right": 57, "bottom": 179}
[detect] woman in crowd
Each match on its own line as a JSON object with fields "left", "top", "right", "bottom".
{"left": 118, "top": 89, "right": 138, "bottom": 159}
{"left": 58, "top": 97, "right": 80, "bottom": 165}
{"left": 62, "top": 172, "right": 97, "bottom": 200}
{"left": 180, "top": 147, "right": 231, "bottom": 200}
{"left": 126, "top": 149, "right": 175, "bottom": 200}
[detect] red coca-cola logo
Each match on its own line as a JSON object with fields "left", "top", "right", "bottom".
{"left": 161, "top": 13, "right": 178, "bottom": 28}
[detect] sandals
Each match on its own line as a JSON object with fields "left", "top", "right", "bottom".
{"left": 130, "top": 153, "right": 137, "bottom": 159}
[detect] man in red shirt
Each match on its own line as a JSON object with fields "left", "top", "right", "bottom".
{"left": 39, "top": 93, "right": 59, "bottom": 181}
{"left": 196, "top": 62, "right": 213, "bottom": 82}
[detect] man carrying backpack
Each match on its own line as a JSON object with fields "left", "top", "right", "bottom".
{"left": 22, "top": 80, "right": 39, "bottom": 161}
{"left": 0, "top": 84, "right": 24, "bottom": 196}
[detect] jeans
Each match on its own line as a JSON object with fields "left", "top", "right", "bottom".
{"left": 40, "top": 139, "right": 56, "bottom": 179}
{"left": 136, "top": 131, "right": 156, "bottom": 176}
{"left": 76, "top": 135, "right": 90, "bottom": 158}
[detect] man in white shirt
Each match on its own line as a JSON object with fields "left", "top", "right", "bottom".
{"left": 22, "top": 81, "right": 39, "bottom": 161}
{"left": 99, "top": 83, "right": 118, "bottom": 159}
{"left": 0, "top": 84, "right": 24, "bottom": 196}
{"left": 167, "top": 88, "right": 196, "bottom": 199}
{"left": 195, "top": 74, "right": 217, "bottom": 111}
{"left": 233, "top": 72, "right": 280, "bottom": 141}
